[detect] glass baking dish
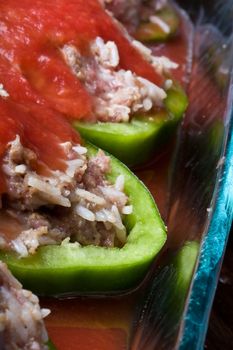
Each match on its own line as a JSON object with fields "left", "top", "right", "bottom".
{"left": 41, "top": 1, "right": 233, "bottom": 349}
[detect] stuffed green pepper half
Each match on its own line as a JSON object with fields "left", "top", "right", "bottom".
{"left": 0, "top": 96, "right": 166, "bottom": 296}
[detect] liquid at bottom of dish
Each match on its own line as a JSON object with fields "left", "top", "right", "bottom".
{"left": 41, "top": 294, "right": 137, "bottom": 350}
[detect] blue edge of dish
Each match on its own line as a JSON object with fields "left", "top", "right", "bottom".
{"left": 179, "top": 102, "right": 233, "bottom": 349}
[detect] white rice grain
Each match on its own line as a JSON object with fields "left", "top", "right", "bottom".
{"left": 132, "top": 40, "right": 152, "bottom": 60}
{"left": 143, "top": 98, "right": 153, "bottom": 111}
{"left": 138, "top": 76, "right": 167, "bottom": 104}
{"left": 75, "top": 204, "right": 96, "bottom": 221}
{"left": 41, "top": 309, "right": 51, "bottom": 318}
{"left": 115, "top": 174, "right": 125, "bottom": 191}
{"left": 116, "top": 227, "right": 127, "bottom": 244}
{"left": 72, "top": 145, "right": 88, "bottom": 155}
{"left": 122, "top": 205, "right": 133, "bottom": 215}
{"left": 26, "top": 175, "right": 71, "bottom": 207}
{"left": 11, "top": 239, "right": 28, "bottom": 258}
{"left": 95, "top": 208, "right": 116, "bottom": 223}
{"left": 111, "top": 205, "right": 125, "bottom": 229}
{"left": 164, "top": 79, "right": 173, "bottom": 90}
{"left": 99, "top": 186, "right": 127, "bottom": 203}
{"left": 149, "top": 15, "right": 170, "bottom": 33}
{"left": 95, "top": 210, "right": 108, "bottom": 222}
{"left": 66, "top": 159, "right": 85, "bottom": 177}
{"left": 61, "top": 45, "right": 84, "bottom": 79}
{"left": 75, "top": 188, "right": 106, "bottom": 205}
{"left": 152, "top": 56, "right": 178, "bottom": 75}
{"left": 101, "top": 208, "right": 116, "bottom": 223}
{"left": 14, "top": 164, "right": 27, "bottom": 174}
{"left": 0, "top": 83, "right": 9, "bottom": 97}
{"left": 92, "top": 37, "right": 119, "bottom": 68}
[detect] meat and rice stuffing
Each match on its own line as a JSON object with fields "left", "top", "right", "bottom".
{"left": 0, "top": 261, "right": 49, "bottom": 349}
{"left": 61, "top": 36, "right": 176, "bottom": 123}
{"left": 0, "top": 131, "right": 132, "bottom": 257}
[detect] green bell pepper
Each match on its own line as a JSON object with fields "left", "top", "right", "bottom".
{"left": 162, "top": 241, "right": 199, "bottom": 329}
{"left": 0, "top": 143, "right": 166, "bottom": 296}
{"left": 74, "top": 84, "right": 188, "bottom": 166}
{"left": 47, "top": 340, "right": 57, "bottom": 350}
{"left": 172, "top": 241, "right": 199, "bottom": 294}
{"left": 134, "top": 241, "right": 199, "bottom": 339}
{"left": 134, "top": 6, "right": 180, "bottom": 43}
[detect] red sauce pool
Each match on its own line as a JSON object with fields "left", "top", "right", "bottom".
{"left": 49, "top": 328, "right": 127, "bottom": 350}
{"left": 41, "top": 294, "right": 136, "bottom": 349}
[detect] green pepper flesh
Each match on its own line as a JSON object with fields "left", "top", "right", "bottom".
{"left": 134, "top": 6, "right": 180, "bottom": 43}
{"left": 172, "top": 241, "right": 199, "bottom": 293}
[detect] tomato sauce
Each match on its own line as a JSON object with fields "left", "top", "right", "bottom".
{"left": 0, "top": 97, "right": 81, "bottom": 193}
{"left": 49, "top": 328, "right": 127, "bottom": 350}
{"left": 41, "top": 295, "right": 136, "bottom": 350}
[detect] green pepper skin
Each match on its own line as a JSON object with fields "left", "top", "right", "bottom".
{"left": 163, "top": 241, "right": 199, "bottom": 329}
{"left": 172, "top": 241, "right": 199, "bottom": 295}
{"left": 47, "top": 340, "right": 57, "bottom": 350}
{"left": 0, "top": 144, "right": 166, "bottom": 296}
{"left": 134, "top": 6, "right": 179, "bottom": 43}
{"left": 74, "top": 84, "right": 188, "bottom": 166}
{"left": 163, "top": 241, "right": 199, "bottom": 330}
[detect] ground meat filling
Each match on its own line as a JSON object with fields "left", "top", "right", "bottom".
{"left": 0, "top": 136, "right": 132, "bottom": 257}
{"left": 0, "top": 261, "right": 49, "bottom": 350}
{"left": 61, "top": 37, "right": 171, "bottom": 123}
